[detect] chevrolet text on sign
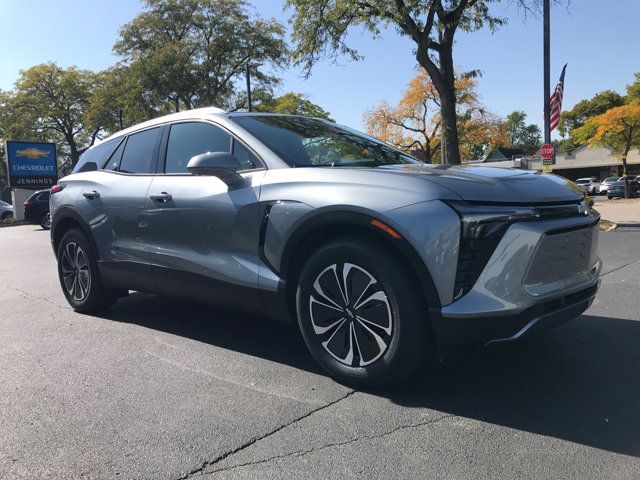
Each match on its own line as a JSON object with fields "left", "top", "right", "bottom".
{"left": 5, "top": 141, "right": 58, "bottom": 189}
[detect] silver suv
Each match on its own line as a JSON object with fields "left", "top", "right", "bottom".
{"left": 50, "top": 108, "right": 601, "bottom": 386}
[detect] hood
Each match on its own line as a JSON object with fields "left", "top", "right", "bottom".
{"left": 375, "top": 164, "right": 585, "bottom": 204}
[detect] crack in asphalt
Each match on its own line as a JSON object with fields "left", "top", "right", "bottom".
{"left": 202, "top": 413, "right": 458, "bottom": 476}
{"left": 175, "top": 389, "right": 357, "bottom": 480}
{"left": 601, "top": 258, "right": 640, "bottom": 277}
{"left": 2, "top": 286, "right": 70, "bottom": 311}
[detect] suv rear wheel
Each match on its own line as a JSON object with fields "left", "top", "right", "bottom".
{"left": 57, "top": 228, "right": 118, "bottom": 313}
{"left": 40, "top": 212, "right": 51, "bottom": 230}
{"left": 296, "top": 237, "right": 433, "bottom": 387}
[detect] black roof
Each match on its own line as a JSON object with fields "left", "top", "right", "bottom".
{"left": 492, "top": 147, "right": 525, "bottom": 158}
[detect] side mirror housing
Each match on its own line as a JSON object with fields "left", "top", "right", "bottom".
{"left": 187, "top": 152, "right": 244, "bottom": 186}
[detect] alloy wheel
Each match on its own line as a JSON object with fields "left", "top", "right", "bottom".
{"left": 61, "top": 242, "right": 91, "bottom": 302}
{"left": 41, "top": 213, "right": 51, "bottom": 229}
{"left": 308, "top": 263, "right": 393, "bottom": 367}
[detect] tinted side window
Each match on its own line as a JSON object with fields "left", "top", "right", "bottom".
{"left": 119, "top": 127, "right": 162, "bottom": 174}
{"left": 232, "top": 140, "right": 258, "bottom": 170}
{"left": 72, "top": 138, "right": 123, "bottom": 174}
{"left": 104, "top": 138, "right": 126, "bottom": 171}
{"left": 165, "top": 122, "right": 231, "bottom": 173}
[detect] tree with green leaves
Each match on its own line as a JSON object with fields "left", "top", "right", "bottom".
{"left": 286, "top": 0, "right": 553, "bottom": 165}
{"left": 86, "top": 65, "right": 165, "bottom": 133}
{"left": 114, "top": 0, "right": 289, "bottom": 112}
{"left": 626, "top": 73, "right": 640, "bottom": 104}
{"left": 558, "top": 90, "right": 625, "bottom": 153}
{"left": 574, "top": 105, "right": 640, "bottom": 197}
{"left": 254, "top": 92, "right": 333, "bottom": 120}
{"left": 505, "top": 111, "right": 541, "bottom": 155}
{"left": 0, "top": 63, "right": 105, "bottom": 168}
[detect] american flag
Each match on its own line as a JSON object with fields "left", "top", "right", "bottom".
{"left": 549, "top": 64, "right": 567, "bottom": 131}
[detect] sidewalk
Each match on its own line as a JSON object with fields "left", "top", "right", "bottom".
{"left": 593, "top": 198, "right": 640, "bottom": 225}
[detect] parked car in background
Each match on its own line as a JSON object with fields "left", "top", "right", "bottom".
{"left": 49, "top": 108, "right": 601, "bottom": 387}
{"left": 575, "top": 177, "right": 600, "bottom": 195}
{"left": 0, "top": 200, "right": 13, "bottom": 220}
{"left": 599, "top": 177, "right": 620, "bottom": 194}
{"left": 24, "top": 190, "right": 51, "bottom": 229}
{"left": 607, "top": 179, "right": 640, "bottom": 199}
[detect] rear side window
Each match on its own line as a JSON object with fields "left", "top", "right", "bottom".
{"left": 34, "top": 192, "right": 49, "bottom": 202}
{"left": 119, "top": 127, "right": 162, "bottom": 174}
{"left": 103, "top": 139, "right": 126, "bottom": 171}
{"left": 72, "top": 138, "right": 123, "bottom": 174}
{"left": 165, "top": 122, "right": 231, "bottom": 173}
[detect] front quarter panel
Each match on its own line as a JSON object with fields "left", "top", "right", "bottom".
{"left": 382, "top": 200, "right": 461, "bottom": 305}
{"left": 259, "top": 168, "right": 462, "bottom": 307}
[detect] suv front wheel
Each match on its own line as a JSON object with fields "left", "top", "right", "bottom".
{"left": 57, "top": 228, "right": 118, "bottom": 313}
{"left": 296, "top": 237, "right": 433, "bottom": 387}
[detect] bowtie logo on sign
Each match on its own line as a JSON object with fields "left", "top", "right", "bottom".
{"left": 16, "top": 147, "right": 51, "bottom": 159}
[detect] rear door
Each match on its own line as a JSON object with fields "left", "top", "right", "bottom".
{"left": 78, "top": 126, "right": 163, "bottom": 292}
{"left": 145, "top": 121, "right": 266, "bottom": 311}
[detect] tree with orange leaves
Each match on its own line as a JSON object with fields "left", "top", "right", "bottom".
{"left": 576, "top": 104, "right": 640, "bottom": 197}
{"left": 364, "top": 69, "right": 506, "bottom": 163}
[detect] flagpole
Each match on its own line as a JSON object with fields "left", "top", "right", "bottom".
{"left": 543, "top": 0, "right": 551, "bottom": 145}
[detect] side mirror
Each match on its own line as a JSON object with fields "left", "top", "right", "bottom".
{"left": 187, "top": 152, "right": 244, "bottom": 186}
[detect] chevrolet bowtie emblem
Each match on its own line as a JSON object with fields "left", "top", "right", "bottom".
{"left": 16, "top": 148, "right": 49, "bottom": 159}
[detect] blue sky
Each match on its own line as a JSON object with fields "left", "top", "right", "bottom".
{"left": 1, "top": 0, "right": 639, "bottom": 136}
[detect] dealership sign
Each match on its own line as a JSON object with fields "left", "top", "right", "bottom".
{"left": 5, "top": 141, "right": 58, "bottom": 188}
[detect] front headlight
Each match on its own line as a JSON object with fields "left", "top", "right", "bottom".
{"left": 445, "top": 201, "right": 540, "bottom": 301}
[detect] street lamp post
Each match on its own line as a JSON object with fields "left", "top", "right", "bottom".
{"left": 246, "top": 63, "right": 253, "bottom": 112}
{"left": 244, "top": 62, "right": 262, "bottom": 112}
{"left": 543, "top": 0, "right": 551, "bottom": 145}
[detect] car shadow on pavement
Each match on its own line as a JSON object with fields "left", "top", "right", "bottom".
{"left": 392, "top": 314, "right": 640, "bottom": 458}
{"left": 99, "top": 294, "right": 640, "bottom": 458}
{"left": 98, "top": 292, "right": 323, "bottom": 374}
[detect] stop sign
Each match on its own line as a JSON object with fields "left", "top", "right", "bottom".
{"left": 540, "top": 143, "right": 555, "bottom": 159}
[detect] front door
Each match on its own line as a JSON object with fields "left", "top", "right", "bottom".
{"left": 145, "top": 121, "right": 266, "bottom": 311}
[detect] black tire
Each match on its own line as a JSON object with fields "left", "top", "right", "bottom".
{"left": 57, "top": 228, "right": 118, "bottom": 313}
{"left": 296, "top": 236, "right": 433, "bottom": 387}
{"left": 40, "top": 212, "right": 51, "bottom": 230}
{"left": 0, "top": 212, "right": 11, "bottom": 220}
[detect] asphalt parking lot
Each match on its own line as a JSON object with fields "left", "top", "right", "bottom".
{"left": 1, "top": 224, "right": 639, "bottom": 479}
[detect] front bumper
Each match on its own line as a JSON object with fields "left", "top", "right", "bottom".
{"left": 432, "top": 282, "right": 598, "bottom": 346}
{"left": 432, "top": 215, "right": 601, "bottom": 346}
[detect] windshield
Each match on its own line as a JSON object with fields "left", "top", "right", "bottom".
{"left": 575, "top": 180, "right": 589, "bottom": 184}
{"left": 231, "top": 115, "right": 421, "bottom": 168}
{"left": 604, "top": 177, "right": 619, "bottom": 182}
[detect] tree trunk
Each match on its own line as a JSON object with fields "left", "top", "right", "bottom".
{"left": 622, "top": 147, "right": 630, "bottom": 198}
{"left": 424, "top": 142, "right": 433, "bottom": 163}
{"left": 438, "top": 86, "right": 461, "bottom": 165}
{"left": 416, "top": 32, "right": 461, "bottom": 165}
{"left": 70, "top": 145, "right": 80, "bottom": 167}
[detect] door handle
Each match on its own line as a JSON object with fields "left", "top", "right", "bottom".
{"left": 82, "top": 190, "right": 100, "bottom": 199}
{"left": 150, "top": 192, "right": 172, "bottom": 203}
